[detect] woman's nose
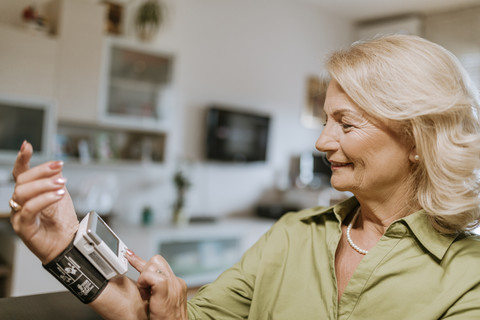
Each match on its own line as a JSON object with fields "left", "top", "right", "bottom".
{"left": 315, "top": 124, "right": 338, "bottom": 152}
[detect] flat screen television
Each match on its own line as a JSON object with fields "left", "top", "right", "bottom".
{"left": 0, "top": 95, "right": 55, "bottom": 163}
{"left": 205, "top": 106, "right": 270, "bottom": 162}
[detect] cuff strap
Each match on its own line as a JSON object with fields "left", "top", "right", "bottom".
{"left": 43, "top": 237, "right": 108, "bottom": 304}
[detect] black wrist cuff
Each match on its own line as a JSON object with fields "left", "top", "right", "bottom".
{"left": 43, "top": 237, "right": 108, "bottom": 304}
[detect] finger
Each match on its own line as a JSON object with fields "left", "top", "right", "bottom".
{"left": 12, "top": 170, "right": 65, "bottom": 209}
{"left": 139, "top": 287, "right": 150, "bottom": 301}
{"left": 137, "top": 269, "right": 169, "bottom": 295}
{"left": 11, "top": 188, "right": 66, "bottom": 233}
{"left": 12, "top": 141, "right": 32, "bottom": 182}
{"left": 13, "top": 175, "right": 66, "bottom": 205}
{"left": 135, "top": 255, "right": 174, "bottom": 299}
{"left": 137, "top": 267, "right": 173, "bottom": 303}
{"left": 143, "top": 255, "right": 174, "bottom": 276}
{"left": 126, "top": 249, "right": 147, "bottom": 273}
{"left": 16, "top": 160, "right": 64, "bottom": 186}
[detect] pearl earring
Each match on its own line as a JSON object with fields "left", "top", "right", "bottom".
{"left": 414, "top": 154, "right": 420, "bottom": 161}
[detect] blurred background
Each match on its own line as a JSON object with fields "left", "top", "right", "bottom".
{"left": 0, "top": 0, "right": 479, "bottom": 298}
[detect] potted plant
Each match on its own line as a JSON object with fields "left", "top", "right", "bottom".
{"left": 135, "top": 0, "right": 163, "bottom": 41}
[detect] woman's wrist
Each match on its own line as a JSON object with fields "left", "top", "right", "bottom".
{"left": 89, "top": 276, "right": 149, "bottom": 320}
{"left": 40, "top": 224, "right": 79, "bottom": 265}
{"left": 42, "top": 232, "right": 108, "bottom": 304}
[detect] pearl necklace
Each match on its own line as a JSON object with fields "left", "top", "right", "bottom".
{"left": 346, "top": 208, "right": 369, "bottom": 255}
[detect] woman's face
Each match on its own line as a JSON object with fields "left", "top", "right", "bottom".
{"left": 315, "top": 80, "right": 415, "bottom": 198}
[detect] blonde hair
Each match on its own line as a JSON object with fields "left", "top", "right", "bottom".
{"left": 326, "top": 34, "right": 480, "bottom": 234}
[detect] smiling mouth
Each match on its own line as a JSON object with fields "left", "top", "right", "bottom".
{"left": 329, "top": 161, "right": 352, "bottom": 169}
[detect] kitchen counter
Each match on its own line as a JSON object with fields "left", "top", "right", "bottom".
{"left": 114, "top": 217, "right": 274, "bottom": 287}
{"left": 0, "top": 217, "right": 274, "bottom": 297}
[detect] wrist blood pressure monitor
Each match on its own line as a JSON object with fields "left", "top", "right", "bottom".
{"left": 74, "top": 211, "right": 128, "bottom": 279}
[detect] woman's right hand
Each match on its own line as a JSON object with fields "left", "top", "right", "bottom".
{"left": 127, "top": 251, "right": 188, "bottom": 320}
{"left": 10, "top": 141, "right": 79, "bottom": 265}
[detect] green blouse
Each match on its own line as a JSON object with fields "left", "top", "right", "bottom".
{"left": 187, "top": 197, "right": 480, "bottom": 319}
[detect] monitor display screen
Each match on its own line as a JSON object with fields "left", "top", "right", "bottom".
{"left": 0, "top": 95, "right": 54, "bottom": 163}
{"left": 95, "top": 216, "right": 119, "bottom": 255}
{"left": 206, "top": 107, "right": 270, "bottom": 162}
{"left": 0, "top": 104, "right": 45, "bottom": 152}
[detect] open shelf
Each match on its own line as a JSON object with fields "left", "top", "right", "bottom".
{"left": 56, "top": 121, "right": 166, "bottom": 165}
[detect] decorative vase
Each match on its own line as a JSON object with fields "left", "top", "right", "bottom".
{"left": 172, "top": 170, "right": 191, "bottom": 226}
{"left": 172, "top": 207, "right": 189, "bottom": 227}
{"left": 142, "top": 206, "right": 153, "bottom": 226}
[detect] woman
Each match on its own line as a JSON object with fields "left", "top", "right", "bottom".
{"left": 9, "top": 34, "right": 480, "bottom": 319}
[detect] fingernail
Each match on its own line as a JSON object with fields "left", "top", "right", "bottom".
{"left": 125, "top": 249, "right": 134, "bottom": 256}
{"left": 56, "top": 188, "right": 66, "bottom": 196}
{"left": 20, "top": 140, "right": 27, "bottom": 152}
{"left": 54, "top": 177, "right": 67, "bottom": 185}
{"left": 49, "top": 161, "right": 64, "bottom": 170}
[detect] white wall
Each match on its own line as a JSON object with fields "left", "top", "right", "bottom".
{"left": 169, "top": 0, "right": 352, "bottom": 218}
{"left": 0, "top": 0, "right": 353, "bottom": 224}
{"left": 424, "top": 6, "right": 480, "bottom": 87}
{"left": 144, "top": 0, "right": 353, "bottom": 220}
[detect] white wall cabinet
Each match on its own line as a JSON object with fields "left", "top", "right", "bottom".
{"left": 98, "top": 38, "right": 175, "bottom": 131}
{"left": 53, "top": 0, "right": 105, "bottom": 124}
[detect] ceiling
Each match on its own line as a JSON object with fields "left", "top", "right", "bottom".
{"left": 301, "top": 0, "right": 480, "bottom": 21}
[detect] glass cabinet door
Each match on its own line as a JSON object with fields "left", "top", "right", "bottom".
{"left": 159, "top": 237, "right": 241, "bottom": 287}
{"left": 100, "top": 40, "right": 174, "bottom": 130}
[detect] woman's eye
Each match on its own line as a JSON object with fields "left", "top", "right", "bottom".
{"left": 341, "top": 123, "right": 353, "bottom": 130}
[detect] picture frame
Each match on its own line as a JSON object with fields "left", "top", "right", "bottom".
{"left": 301, "top": 75, "right": 329, "bottom": 129}
{"left": 103, "top": 1, "right": 124, "bottom": 35}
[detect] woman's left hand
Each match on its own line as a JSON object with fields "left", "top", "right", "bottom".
{"left": 10, "top": 141, "right": 78, "bottom": 265}
{"left": 127, "top": 251, "right": 188, "bottom": 320}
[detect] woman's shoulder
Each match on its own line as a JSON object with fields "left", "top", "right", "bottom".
{"left": 448, "top": 231, "right": 480, "bottom": 259}
{"left": 453, "top": 231, "right": 480, "bottom": 246}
